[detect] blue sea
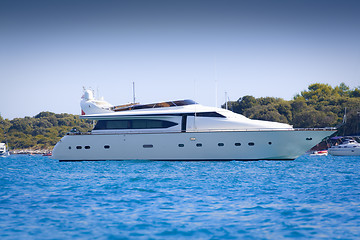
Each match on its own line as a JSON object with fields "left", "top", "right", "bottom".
{"left": 1, "top": 155, "right": 359, "bottom": 239}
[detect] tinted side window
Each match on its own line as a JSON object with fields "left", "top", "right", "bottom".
{"left": 94, "top": 119, "right": 178, "bottom": 130}
{"left": 107, "top": 120, "right": 129, "bottom": 129}
{"left": 132, "top": 120, "right": 147, "bottom": 129}
{"left": 196, "top": 112, "right": 225, "bottom": 118}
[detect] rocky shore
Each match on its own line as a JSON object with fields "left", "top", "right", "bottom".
{"left": 10, "top": 149, "right": 53, "bottom": 155}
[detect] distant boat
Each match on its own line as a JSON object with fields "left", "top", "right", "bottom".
{"left": 0, "top": 143, "right": 10, "bottom": 157}
{"left": 43, "top": 152, "right": 52, "bottom": 156}
{"left": 309, "top": 150, "right": 328, "bottom": 156}
{"left": 51, "top": 89, "right": 336, "bottom": 161}
{"left": 328, "top": 137, "right": 360, "bottom": 156}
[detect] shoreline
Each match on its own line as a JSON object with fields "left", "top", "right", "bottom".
{"left": 10, "top": 149, "right": 52, "bottom": 155}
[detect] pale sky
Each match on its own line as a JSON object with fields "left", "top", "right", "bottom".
{"left": 1, "top": 0, "right": 359, "bottom": 119}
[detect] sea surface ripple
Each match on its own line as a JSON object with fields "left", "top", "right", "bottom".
{"left": 0, "top": 155, "right": 359, "bottom": 239}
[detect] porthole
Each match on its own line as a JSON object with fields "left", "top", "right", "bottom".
{"left": 268, "top": 142, "right": 272, "bottom": 145}
{"left": 218, "top": 143, "right": 224, "bottom": 147}
{"left": 248, "top": 142, "right": 255, "bottom": 146}
{"left": 76, "top": 146, "right": 82, "bottom": 149}
{"left": 104, "top": 145, "right": 110, "bottom": 149}
{"left": 143, "top": 144, "right": 153, "bottom": 148}
{"left": 68, "top": 146, "right": 72, "bottom": 150}
{"left": 196, "top": 143, "right": 202, "bottom": 147}
{"left": 85, "top": 146, "right": 90, "bottom": 149}
{"left": 190, "top": 137, "right": 196, "bottom": 141}
{"left": 178, "top": 144, "right": 184, "bottom": 147}
{"left": 306, "top": 138, "right": 313, "bottom": 141}
{"left": 235, "top": 143, "right": 241, "bottom": 146}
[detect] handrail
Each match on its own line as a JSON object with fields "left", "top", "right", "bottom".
{"left": 66, "top": 127, "right": 336, "bottom": 136}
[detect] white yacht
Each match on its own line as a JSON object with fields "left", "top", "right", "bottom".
{"left": 52, "top": 90, "right": 336, "bottom": 161}
{"left": 0, "top": 143, "right": 9, "bottom": 157}
{"left": 328, "top": 137, "right": 360, "bottom": 156}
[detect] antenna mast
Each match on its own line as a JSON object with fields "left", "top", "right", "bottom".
{"left": 225, "top": 91, "right": 228, "bottom": 110}
{"left": 132, "top": 82, "right": 136, "bottom": 104}
{"left": 214, "top": 57, "right": 218, "bottom": 107}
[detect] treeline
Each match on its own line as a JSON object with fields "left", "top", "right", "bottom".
{"left": 223, "top": 83, "right": 360, "bottom": 136}
{"left": 0, "top": 112, "right": 93, "bottom": 150}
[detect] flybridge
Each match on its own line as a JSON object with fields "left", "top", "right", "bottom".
{"left": 80, "top": 89, "right": 197, "bottom": 116}
{"left": 111, "top": 99, "right": 197, "bottom": 112}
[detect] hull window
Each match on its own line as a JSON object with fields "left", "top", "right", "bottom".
{"left": 178, "top": 144, "right": 185, "bottom": 147}
{"left": 218, "top": 143, "right": 224, "bottom": 147}
{"left": 248, "top": 142, "right": 255, "bottom": 146}
{"left": 235, "top": 143, "right": 241, "bottom": 146}
{"left": 104, "top": 145, "right": 110, "bottom": 149}
{"left": 143, "top": 144, "right": 153, "bottom": 148}
{"left": 196, "top": 143, "right": 202, "bottom": 147}
{"left": 85, "top": 146, "right": 91, "bottom": 149}
{"left": 76, "top": 146, "right": 82, "bottom": 149}
{"left": 94, "top": 119, "right": 178, "bottom": 130}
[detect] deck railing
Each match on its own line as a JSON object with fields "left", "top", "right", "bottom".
{"left": 66, "top": 127, "right": 336, "bottom": 136}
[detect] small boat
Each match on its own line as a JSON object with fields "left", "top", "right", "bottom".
{"left": 43, "top": 152, "right": 52, "bottom": 156}
{"left": 328, "top": 137, "right": 360, "bottom": 156}
{"left": 0, "top": 143, "right": 10, "bottom": 157}
{"left": 309, "top": 150, "right": 328, "bottom": 156}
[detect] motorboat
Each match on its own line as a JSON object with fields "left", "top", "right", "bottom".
{"left": 51, "top": 89, "right": 336, "bottom": 161}
{"left": 309, "top": 150, "right": 328, "bottom": 156}
{"left": 42, "top": 152, "right": 52, "bottom": 156}
{"left": 0, "top": 143, "right": 9, "bottom": 157}
{"left": 328, "top": 137, "right": 360, "bottom": 156}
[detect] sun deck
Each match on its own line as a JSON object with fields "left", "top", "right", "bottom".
{"left": 111, "top": 99, "right": 197, "bottom": 112}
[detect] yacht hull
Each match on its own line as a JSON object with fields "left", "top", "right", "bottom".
{"left": 52, "top": 129, "right": 335, "bottom": 161}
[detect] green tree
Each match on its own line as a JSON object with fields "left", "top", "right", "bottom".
{"left": 3, "top": 112, "right": 93, "bottom": 150}
{"left": 226, "top": 83, "right": 360, "bottom": 135}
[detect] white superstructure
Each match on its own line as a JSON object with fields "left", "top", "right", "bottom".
{"left": 52, "top": 90, "right": 336, "bottom": 161}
